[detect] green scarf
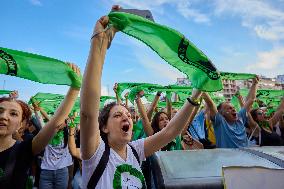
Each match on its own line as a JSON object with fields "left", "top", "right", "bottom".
{"left": 0, "top": 47, "right": 81, "bottom": 88}
{"left": 0, "top": 90, "right": 12, "bottom": 95}
{"left": 30, "top": 92, "right": 80, "bottom": 116}
{"left": 117, "top": 82, "right": 162, "bottom": 100}
{"left": 109, "top": 12, "right": 222, "bottom": 92}
{"left": 100, "top": 95, "right": 117, "bottom": 109}
{"left": 220, "top": 72, "right": 256, "bottom": 80}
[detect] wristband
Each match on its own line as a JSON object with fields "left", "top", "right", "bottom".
{"left": 187, "top": 97, "right": 200, "bottom": 106}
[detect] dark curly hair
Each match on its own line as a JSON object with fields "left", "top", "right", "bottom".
{"left": 151, "top": 111, "right": 169, "bottom": 134}
{"left": 0, "top": 97, "right": 31, "bottom": 123}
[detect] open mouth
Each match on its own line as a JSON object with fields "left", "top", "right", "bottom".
{"left": 122, "top": 125, "right": 130, "bottom": 132}
{"left": 0, "top": 123, "right": 7, "bottom": 127}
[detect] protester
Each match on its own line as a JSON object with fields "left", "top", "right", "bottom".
{"left": 135, "top": 92, "right": 183, "bottom": 151}
{"left": 250, "top": 98, "right": 284, "bottom": 146}
{"left": 79, "top": 8, "right": 202, "bottom": 188}
{"left": 0, "top": 63, "right": 80, "bottom": 189}
{"left": 202, "top": 77, "right": 259, "bottom": 148}
{"left": 38, "top": 108, "right": 74, "bottom": 189}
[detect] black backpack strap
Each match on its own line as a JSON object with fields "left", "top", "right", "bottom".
{"left": 0, "top": 141, "right": 21, "bottom": 186}
{"left": 128, "top": 143, "right": 140, "bottom": 165}
{"left": 87, "top": 141, "right": 110, "bottom": 189}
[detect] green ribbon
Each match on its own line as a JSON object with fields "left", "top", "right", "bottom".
{"left": 109, "top": 12, "right": 222, "bottom": 92}
{"left": 0, "top": 47, "right": 82, "bottom": 88}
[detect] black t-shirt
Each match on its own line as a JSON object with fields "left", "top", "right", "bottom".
{"left": 0, "top": 139, "right": 33, "bottom": 189}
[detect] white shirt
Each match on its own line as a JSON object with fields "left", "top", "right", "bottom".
{"left": 41, "top": 141, "right": 73, "bottom": 170}
{"left": 82, "top": 138, "right": 145, "bottom": 189}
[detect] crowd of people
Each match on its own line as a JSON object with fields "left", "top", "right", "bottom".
{"left": 1, "top": 5, "right": 284, "bottom": 189}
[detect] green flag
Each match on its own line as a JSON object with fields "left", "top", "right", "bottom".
{"left": 109, "top": 12, "right": 223, "bottom": 92}
{"left": 0, "top": 47, "right": 81, "bottom": 88}
{"left": 157, "top": 101, "right": 184, "bottom": 109}
{"left": 117, "top": 82, "right": 162, "bottom": 99}
{"left": 220, "top": 72, "right": 256, "bottom": 80}
{"left": 209, "top": 93, "right": 226, "bottom": 105}
{"left": 30, "top": 93, "right": 65, "bottom": 103}
{"left": 100, "top": 96, "right": 116, "bottom": 109}
{"left": 30, "top": 92, "right": 80, "bottom": 115}
{"left": 256, "top": 89, "right": 284, "bottom": 99}
{"left": 0, "top": 90, "right": 12, "bottom": 95}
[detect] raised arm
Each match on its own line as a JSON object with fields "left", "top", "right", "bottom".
{"left": 9, "top": 90, "right": 19, "bottom": 99}
{"left": 113, "top": 83, "right": 122, "bottom": 105}
{"left": 269, "top": 98, "right": 284, "bottom": 127}
{"left": 80, "top": 16, "right": 115, "bottom": 160}
{"left": 68, "top": 126, "right": 81, "bottom": 160}
{"left": 32, "top": 102, "right": 43, "bottom": 128}
{"left": 181, "top": 105, "right": 199, "bottom": 136}
{"left": 236, "top": 94, "right": 245, "bottom": 108}
{"left": 135, "top": 91, "right": 154, "bottom": 136}
{"left": 244, "top": 76, "right": 259, "bottom": 111}
{"left": 33, "top": 101, "right": 50, "bottom": 122}
{"left": 32, "top": 63, "right": 80, "bottom": 155}
{"left": 202, "top": 92, "right": 218, "bottom": 119}
{"left": 144, "top": 89, "right": 201, "bottom": 157}
{"left": 247, "top": 109, "right": 260, "bottom": 132}
{"left": 124, "top": 92, "right": 129, "bottom": 109}
{"left": 166, "top": 95, "right": 172, "bottom": 119}
{"left": 146, "top": 92, "right": 161, "bottom": 121}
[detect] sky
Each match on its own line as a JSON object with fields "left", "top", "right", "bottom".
{"left": 1, "top": 0, "right": 284, "bottom": 101}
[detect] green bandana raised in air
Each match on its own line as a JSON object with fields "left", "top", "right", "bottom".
{"left": 100, "top": 95, "right": 116, "bottom": 109}
{"left": 239, "top": 89, "right": 283, "bottom": 109}
{"left": 30, "top": 92, "right": 81, "bottom": 117}
{"left": 220, "top": 72, "right": 256, "bottom": 80}
{"left": 0, "top": 47, "right": 81, "bottom": 88}
{"left": 116, "top": 82, "right": 162, "bottom": 100}
{"left": 0, "top": 90, "right": 12, "bottom": 95}
{"left": 109, "top": 12, "right": 223, "bottom": 92}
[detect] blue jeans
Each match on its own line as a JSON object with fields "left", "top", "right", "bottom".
{"left": 39, "top": 167, "right": 68, "bottom": 189}
{"left": 72, "top": 170, "right": 82, "bottom": 189}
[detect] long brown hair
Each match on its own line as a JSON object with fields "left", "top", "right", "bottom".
{"left": 151, "top": 111, "right": 169, "bottom": 134}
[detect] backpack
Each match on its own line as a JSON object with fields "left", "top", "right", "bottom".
{"left": 87, "top": 142, "right": 140, "bottom": 189}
